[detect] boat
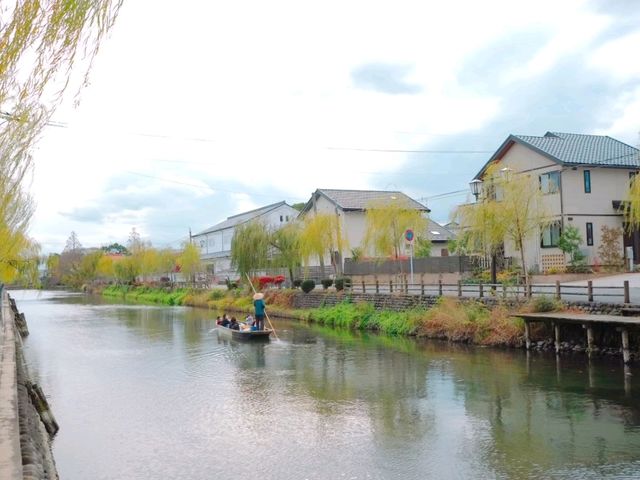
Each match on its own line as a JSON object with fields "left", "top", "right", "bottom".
{"left": 216, "top": 325, "right": 272, "bottom": 341}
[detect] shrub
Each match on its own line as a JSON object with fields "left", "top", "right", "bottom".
{"left": 293, "top": 279, "right": 302, "bottom": 288}
{"left": 321, "top": 278, "right": 333, "bottom": 289}
{"left": 530, "top": 295, "right": 562, "bottom": 313}
{"left": 334, "top": 277, "right": 352, "bottom": 291}
{"left": 208, "top": 289, "right": 225, "bottom": 300}
{"left": 225, "top": 278, "right": 239, "bottom": 290}
{"left": 301, "top": 279, "right": 315, "bottom": 293}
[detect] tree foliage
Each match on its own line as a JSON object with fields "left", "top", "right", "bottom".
{"left": 454, "top": 164, "right": 550, "bottom": 286}
{"left": 0, "top": 1, "right": 122, "bottom": 283}
{"left": 178, "top": 242, "right": 201, "bottom": 281}
{"left": 363, "top": 196, "right": 427, "bottom": 259}
{"left": 414, "top": 237, "right": 432, "bottom": 258}
{"left": 269, "top": 222, "right": 301, "bottom": 284}
{"left": 231, "top": 221, "right": 271, "bottom": 279}
{"left": 624, "top": 174, "right": 640, "bottom": 232}
{"left": 598, "top": 225, "right": 624, "bottom": 271}
{"left": 299, "top": 213, "right": 345, "bottom": 274}
{"left": 558, "top": 225, "right": 585, "bottom": 266}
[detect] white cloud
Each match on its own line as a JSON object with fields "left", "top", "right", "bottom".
{"left": 24, "top": 0, "right": 640, "bottom": 252}
{"left": 589, "top": 31, "right": 640, "bottom": 82}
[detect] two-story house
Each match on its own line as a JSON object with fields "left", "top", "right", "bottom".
{"left": 299, "top": 189, "right": 453, "bottom": 269}
{"left": 472, "top": 132, "right": 640, "bottom": 272}
{"left": 192, "top": 201, "right": 299, "bottom": 278}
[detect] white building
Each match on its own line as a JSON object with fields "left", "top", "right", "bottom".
{"left": 192, "top": 201, "right": 299, "bottom": 278}
{"left": 472, "top": 131, "right": 640, "bottom": 272}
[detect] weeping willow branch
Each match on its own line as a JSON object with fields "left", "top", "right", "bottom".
{"left": 0, "top": 0, "right": 123, "bottom": 282}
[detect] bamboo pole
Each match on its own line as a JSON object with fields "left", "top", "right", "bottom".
{"left": 245, "top": 274, "right": 279, "bottom": 340}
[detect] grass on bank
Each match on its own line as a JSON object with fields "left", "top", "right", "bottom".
{"left": 100, "top": 285, "right": 561, "bottom": 347}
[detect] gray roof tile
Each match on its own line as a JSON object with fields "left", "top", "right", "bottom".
{"left": 514, "top": 132, "right": 640, "bottom": 167}
{"left": 318, "top": 189, "right": 429, "bottom": 211}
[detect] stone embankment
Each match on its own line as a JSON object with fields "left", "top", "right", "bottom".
{"left": 292, "top": 291, "right": 639, "bottom": 359}
{"left": 0, "top": 289, "right": 58, "bottom": 480}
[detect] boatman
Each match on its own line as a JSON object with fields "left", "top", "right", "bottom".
{"left": 253, "top": 292, "right": 266, "bottom": 330}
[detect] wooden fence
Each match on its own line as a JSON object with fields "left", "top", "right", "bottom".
{"left": 344, "top": 279, "right": 631, "bottom": 303}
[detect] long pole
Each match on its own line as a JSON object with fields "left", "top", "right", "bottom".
{"left": 245, "top": 273, "right": 279, "bottom": 340}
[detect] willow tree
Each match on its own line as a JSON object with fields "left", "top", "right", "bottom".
{"left": 231, "top": 221, "right": 270, "bottom": 280}
{"left": 624, "top": 174, "right": 640, "bottom": 232}
{"left": 299, "top": 213, "right": 345, "bottom": 276}
{"left": 179, "top": 242, "right": 201, "bottom": 282}
{"left": 455, "top": 164, "right": 550, "bottom": 287}
{"left": 0, "top": 1, "right": 122, "bottom": 282}
{"left": 270, "top": 222, "right": 302, "bottom": 284}
{"left": 363, "top": 196, "right": 427, "bottom": 259}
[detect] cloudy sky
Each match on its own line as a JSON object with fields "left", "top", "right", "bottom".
{"left": 28, "top": 0, "right": 640, "bottom": 252}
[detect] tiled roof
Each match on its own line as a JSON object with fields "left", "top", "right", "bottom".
{"left": 194, "top": 201, "right": 289, "bottom": 236}
{"left": 425, "top": 219, "right": 456, "bottom": 242}
{"left": 317, "top": 189, "right": 429, "bottom": 212}
{"left": 514, "top": 132, "right": 640, "bottom": 167}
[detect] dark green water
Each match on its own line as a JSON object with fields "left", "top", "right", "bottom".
{"left": 14, "top": 290, "right": 640, "bottom": 479}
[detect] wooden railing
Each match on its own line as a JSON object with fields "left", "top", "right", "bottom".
{"left": 343, "top": 279, "right": 631, "bottom": 303}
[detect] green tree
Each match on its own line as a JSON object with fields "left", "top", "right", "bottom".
{"left": 101, "top": 242, "right": 128, "bottom": 254}
{"left": 0, "top": 1, "right": 122, "bottom": 283}
{"left": 231, "top": 221, "right": 270, "bottom": 279}
{"left": 455, "top": 164, "right": 550, "bottom": 287}
{"left": 363, "top": 196, "right": 427, "bottom": 259}
{"left": 558, "top": 225, "right": 585, "bottom": 266}
{"left": 178, "top": 242, "right": 202, "bottom": 282}
{"left": 299, "top": 213, "right": 345, "bottom": 275}
{"left": 270, "top": 222, "right": 302, "bottom": 284}
{"left": 414, "top": 237, "right": 432, "bottom": 258}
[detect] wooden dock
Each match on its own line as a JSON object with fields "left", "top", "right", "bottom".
{"left": 513, "top": 312, "right": 640, "bottom": 363}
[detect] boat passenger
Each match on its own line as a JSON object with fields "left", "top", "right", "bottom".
{"left": 229, "top": 317, "right": 240, "bottom": 330}
{"left": 215, "top": 316, "right": 222, "bottom": 325}
{"left": 220, "top": 315, "right": 230, "bottom": 328}
{"left": 245, "top": 314, "right": 254, "bottom": 327}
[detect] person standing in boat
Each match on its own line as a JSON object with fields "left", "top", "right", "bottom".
{"left": 253, "top": 293, "right": 266, "bottom": 330}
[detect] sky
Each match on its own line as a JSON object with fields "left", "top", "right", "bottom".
{"left": 27, "top": 0, "right": 640, "bottom": 253}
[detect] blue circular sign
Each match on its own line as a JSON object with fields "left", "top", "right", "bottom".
{"left": 404, "top": 229, "right": 414, "bottom": 242}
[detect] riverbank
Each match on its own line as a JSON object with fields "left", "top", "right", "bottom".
{"left": 101, "top": 285, "right": 531, "bottom": 347}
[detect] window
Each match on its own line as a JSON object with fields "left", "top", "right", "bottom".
{"left": 583, "top": 170, "right": 591, "bottom": 193}
{"left": 286, "top": 215, "right": 289, "bottom": 222}
{"left": 279, "top": 215, "right": 283, "bottom": 222}
{"left": 541, "top": 222, "right": 561, "bottom": 247}
{"left": 586, "top": 222, "right": 593, "bottom": 246}
{"left": 539, "top": 171, "right": 560, "bottom": 194}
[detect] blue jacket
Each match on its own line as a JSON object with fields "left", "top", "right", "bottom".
{"left": 254, "top": 299, "right": 266, "bottom": 316}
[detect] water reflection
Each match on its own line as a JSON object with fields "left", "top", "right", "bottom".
{"left": 13, "top": 290, "right": 640, "bottom": 480}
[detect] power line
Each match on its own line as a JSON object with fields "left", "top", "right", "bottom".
{"left": 124, "top": 171, "right": 308, "bottom": 202}
{"left": 327, "top": 147, "right": 492, "bottom": 154}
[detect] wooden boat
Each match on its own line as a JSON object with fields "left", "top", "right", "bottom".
{"left": 217, "top": 325, "right": 272, "bottom": 341}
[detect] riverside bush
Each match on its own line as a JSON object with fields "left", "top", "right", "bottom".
{"left": 321, "top": 279, "right": 333, "bottom": 289}
{"left": 301, "top": 279, "right": 315, "bottom": 293}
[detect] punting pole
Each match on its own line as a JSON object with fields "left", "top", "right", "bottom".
{"left": 245, "top": 273, "right": 279, "bottom": 341}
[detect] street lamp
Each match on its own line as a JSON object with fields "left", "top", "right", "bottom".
{"left": 469, "top": 179, "right": 482, "bottom": 201}
{"left": 469, "top": 177, "right": 497, "bottom": 287}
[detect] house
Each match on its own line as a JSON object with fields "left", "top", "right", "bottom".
{"left": 426, "top": 219, "right": 456, "bottom": 256}
{"left": 192, "top": 201, "right": 299, "bottom": 278}
{"left": 299, "top": 189, "right": 447, "bottom": 271}
{"left": 472, "top": 131, "right": 640, "bottom": 272}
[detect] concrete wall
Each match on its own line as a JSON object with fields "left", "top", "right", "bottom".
{"left": 0, "top": 290, "right": 58, "bottom": 480}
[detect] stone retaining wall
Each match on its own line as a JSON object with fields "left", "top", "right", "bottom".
{"left": 0, "top": 290, "right": 58, "bottom": 480}
{"left": 292, "top": 291, "right": 637, "bottom": 315}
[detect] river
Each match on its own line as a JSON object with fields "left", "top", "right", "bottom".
{"left": 13, "top": 289, "right": 640, "bottom": 479}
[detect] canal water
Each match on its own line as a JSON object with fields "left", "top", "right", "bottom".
{"left": 13, "top": 290, "right": 640, "bottom": 479}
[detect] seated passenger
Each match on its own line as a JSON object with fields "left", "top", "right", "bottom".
{"left": 229, "top": 317, "right": 240, "bottom": 330}
{"left": 215, "top": 316, "right": 222, "bottom": 325}
{"left": 220, "top": 314, "right": 230, "bottom": 328}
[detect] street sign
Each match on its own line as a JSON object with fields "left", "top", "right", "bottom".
{"left": 404, "top": 229, "right": 414, "bottom": 243}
